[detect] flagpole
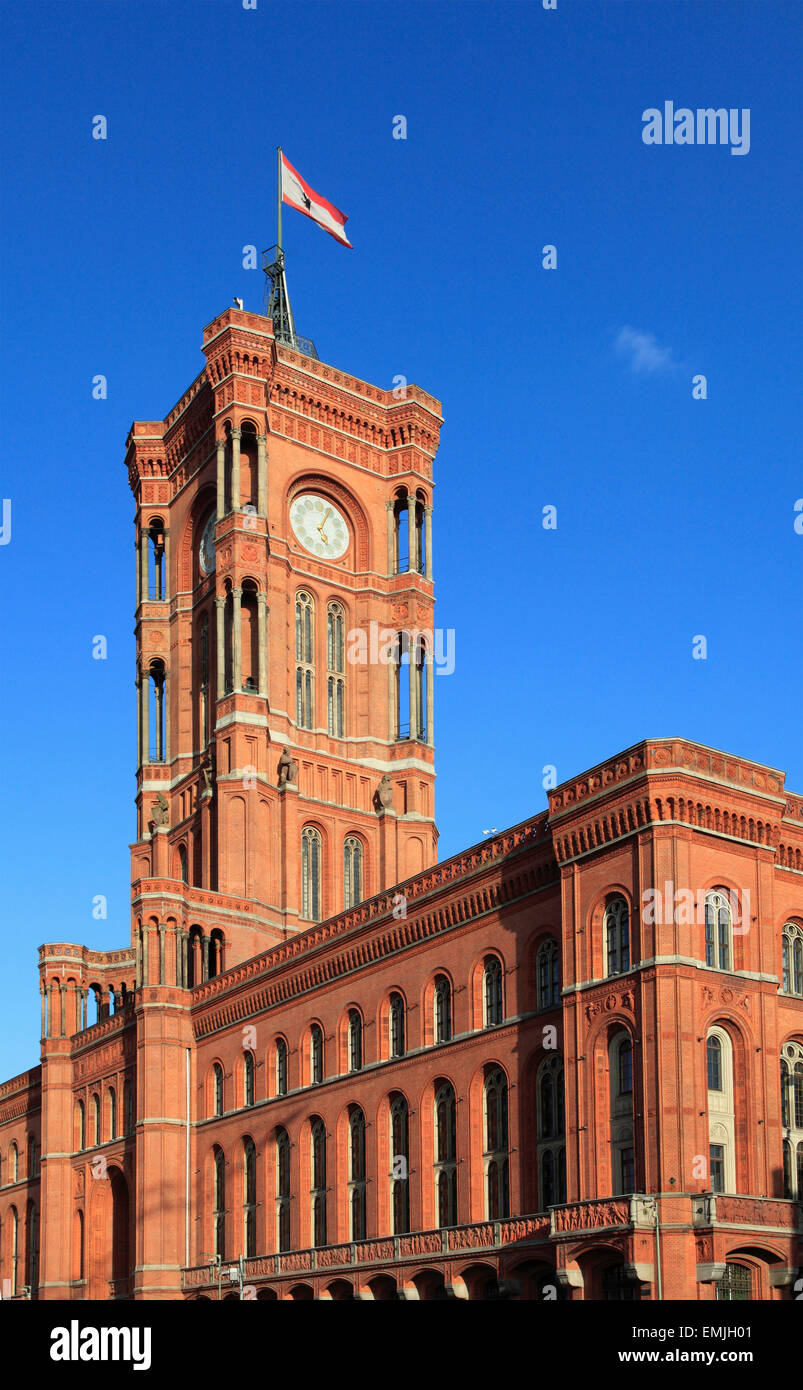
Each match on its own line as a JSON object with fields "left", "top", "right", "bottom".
{"left": 274, "top": 144, "right": 296, "bottom": 342}
{"left": 276, "top": 145, "right": 283, "bottom": 254}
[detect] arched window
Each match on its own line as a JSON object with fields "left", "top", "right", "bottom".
{"left": 91, "top": 1094, "right": 101, "bottom": 1147}
{"left": 605, "top": 898, "right": 630, "bottom": 976}
{"left": 275, "top": 1128, "right": 291, "bottom": 1252}
{"left": 326, "top": 602, "right": 345, "bottom": 737}
{"left": 275, "top": 1038, "right": 288, "bottom": 1097}
{"left": 707, "top": 1027, "right": 735, "bottom": 1193}
{"left": 178, "top": 844, "right": 188, "bottom": 885}
{"left": 146, "top": 658, "right": 167, "bottom": 763}
{"left": 483, "top": 1068, "right": 509, "bottom": 1219}
{"left": 295, "top": 591, "right": 315, "bottom": 730}
{"left": 434, "top": 1081, "right": 457, "bottom": 1227}
{"left": 348, "top": 1107, "right": 367, "bottom": 1241}
{"left": 107, "top": 1087, "right": 117, "bottom": 1142}
{"left": 618, "top": 1036, "right": 633, "bottom": 1095}
{"left": 536, "top": 1056, "right": 566, "bottom": 1209}
{"left": 243, "top": 1052, "right": 255, "bottom": 1107}
{"left": 213, "top": 1063, "right": 224, "bottom": 1117}
{"left": 705, "top": 889, "right": 732, "bottom": 971}
{"left": 301, "top": 826, "right": 322, "bottom": 921}
{"left": 348, "top": 1010, "right": 363, "bottom": 1072}
{"left": 75, "top": 1101, "right": 86, "bottom": 1152}
{"left": 434, "top": 975, "right": 452, "bottom": 1044}
{"left": 483, "top": 956, "right": 504, "bottom": 1027}
{"left": 243, "top": 1138, "right": 257, "bottom": 1257}
{"left": 10, "top": 1142, "right": 19, "bottom": 1183}
{"left": 390, "top": 1094, "right": 410, "bottom": 1234}
{"left": 537, "top": 940, "right": 560, "bottom": 1009}
{"left": 782, "top": 923, "right": 803, "bottom": 996}
{"left": 212, "top": 1146, "right": 226, "bottom": 1258}
{"left": 310, "top": 1118, "right": 327, "bottom": 1247}
{"left": 389, "top": 993, "right": 405, "bottom": 1058}
{"left": 344, "top": 836, "right": 363, "bottom": 909}
{"left": 781, "top": 1043, "right": 803, "bottom": 1198}
{"left": 310, "top": 1024, "right": 324, "bottom": 1085}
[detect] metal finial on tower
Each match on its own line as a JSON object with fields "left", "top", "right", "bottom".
{"left": 262, "top": 146, "right": 318, "bottom": 358}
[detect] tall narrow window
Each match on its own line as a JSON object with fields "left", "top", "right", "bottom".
{"left": 108, "top": 1087, "right": 117, "bottom": 1141}
{"left": 537, "top": 940, "right": 560, "bottom": 1009}
{"left": 213, "top": 1063, "right": 224, "bottom": 1117}
{"left": 706, "top": 1027, "right": 736, "bottom": 1193}
{"left": 148, "top": 659, "right": 167, "bottom": 763}
{"left": 610, "top": 1030, "right": 635, "bottom": 1196}
{"left": 348, "top": 1010, "right": 363, "bottom": 1072}
{"left": 390, "top": 1094, "right": 410, "bottom": 1234}
{"left": 91, "top": 1095, "right": 100, "bottom": 1147}
{"left": 243, "top": 1139, "right": 257, "bottom": 1257}
{"left": 782, "top": 923, "right": 803, "bottom": 996}
{"left": 301, "top": 826, "right": 322, "bottom": 921}
{"left": 605, "top": 898, "right": 630, "bottom": 976}
{"left": 243, "top": 1052, "right": 255, "bottom": 1107}
{"left": 349, "top": 1107, "right": 367, "bottom": 1241}
{"left": 310, "top": 1024, "right": 324, "bottom": 1085}
{"left": 434, "top": 1081, "right": 457, "bottom": 1227}
{"left": 414, "top": 635, "right": 426, "bottom": 741}
{"left": 484, "top": 1068, "right": 510, "bottom": 1219}
{"left": 275, "top": 1038, "right": 288, "bottom": 1097}
{"left": 295, "top": 591, "right": 315, "bottom": 729}
{"left": 389, "top": 993, "right": 406, "bottom": 1058}
{"left": 311, "top": 1119, "right": 327, "bottom": 1247}
{"left": 705, "top": 889, "right": 732, "bottom": 971}
{"left": 344, "top": 836, "right": 363, "bottom": 909}
{"left": 213, "top": 1146, "right": 226, "bottom": 1258}
{"left": 327, "top": 602, "right": 345, "bottom": 737}
{"left": 124, "top": 1080, "right": 134, "bottom": 1136}
{"left": 483, "top": 956, "right": 504, "bottom": 1027}
{"left": 434, "top": 975, "right": 452, "bottom": 1043}
{"left": 781, "top": 1044, "right": 803, "bottom": 1198}
{"left": 276, "top": 1129, "right": 291, "bottom": 1252}
{"left": 75, "top": 1101, "right": 85, "bottom": 1152}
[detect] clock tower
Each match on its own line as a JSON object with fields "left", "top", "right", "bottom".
{"left": 126, "top": 304, "right": 443, "bottom": 977}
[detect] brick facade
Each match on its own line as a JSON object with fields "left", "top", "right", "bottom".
{"left": 1, "top": 308, "right": 801, "bottom": 1301}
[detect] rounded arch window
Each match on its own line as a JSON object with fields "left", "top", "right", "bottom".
{"left": 705, "top": 888, "right": 733, "bottom": 971}
{"left": 604, "top": 897, "right": 630, "bottom": 977}
{"left": 483, "top": 956, "right": 504, "bottom": 1028}
{"left": 782, "top": 922, "right": 803, "bottom": 996}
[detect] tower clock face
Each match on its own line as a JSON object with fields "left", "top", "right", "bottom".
{"left": 199, "top": 514, "right": 216, "bottom": 575}
{"left": 290, "top": 493, "right": 349, "bottom": 559}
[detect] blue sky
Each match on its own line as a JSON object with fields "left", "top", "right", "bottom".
{"left": 0, "top": 0, "right": 800, "bottom": 1080}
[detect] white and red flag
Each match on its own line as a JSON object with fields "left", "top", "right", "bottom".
{"left": 280, "top": 152, "right": 353, "bottom": 248}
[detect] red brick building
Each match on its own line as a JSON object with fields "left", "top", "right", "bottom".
{"left": 1, "top": 306, "right": 801, "bottom": 1301}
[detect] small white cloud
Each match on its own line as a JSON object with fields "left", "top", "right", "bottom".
{"left": 615, "top": 325, "right": 676, "bottom": 375}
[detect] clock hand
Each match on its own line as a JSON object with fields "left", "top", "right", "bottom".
{"left": 317, "top": 508, "right": 332, "bottom": 532}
